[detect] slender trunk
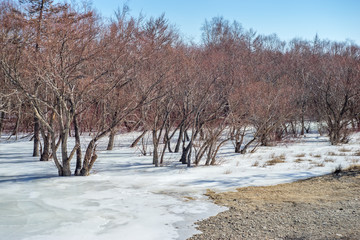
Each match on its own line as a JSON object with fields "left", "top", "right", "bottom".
{"left": 187, "top": 141, "right": 192, "bottom": 167}
{"left": 0, "top": 111, "right": 5, "bottom": 137}
{"left": 40, "top": 134, "right": 50, "bottom": 161}
{"left": 61, "top": 131, "right": 71, "bottom": 176}
{"left": 180, "top": 143, "right": 190, "bottom": 164}
{"left": 107, "top": 129, "right": 116, "bottom": 150}
{"left": 164, "top": 127, "right": 172, "bottom": 153}
{"left": 32, "top": 0, "right": 44, "bottom": 157}
{"left": 130, "top": 130, "right": 147, "bottom": 148}
{"left": 235, "top": 141, "right": 241, "bottom": 153}
{"left": 174, "top": 124, "right": 184, "bottom": 153}
{"left": 152, "top": 130, "right": 159, "bottom": 167}
{"left": 260, "top": 133, "right": 268, "bottom": 146}
{"left": 185, "top": 130, "right": 190, "bottom": 141}
{"left": 80, "top": 139, "right": 96, "bottom": 176}
{"left": 205, "top": 142, "right": 213, "bottom": 165}
{"left": 33, "top": 115, "right": 40, "bottom": 156}
{"left": 300, "top": 114, "right": 305, "bottom": 136}
{"left": 13, "top": 105, "right": 21, "bottom": 140}
{"left": 160, "top": 139, "right": 167, "bottom": 165}
{"left": 74, "top": 115, "right": 82, "bottom": 176}
{"left": 240, "top": 137, "right": 257, "bottom": 154}
{"left": 51, "top": 132, "right": 63, "bottom": 176}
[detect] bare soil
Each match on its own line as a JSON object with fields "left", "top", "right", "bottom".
{"left": 189, "top": 167, "right": 360, "bottom": 240}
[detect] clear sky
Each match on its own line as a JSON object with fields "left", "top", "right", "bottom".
{"left": 87, "top": 0, "right": 360, "bottom": 45}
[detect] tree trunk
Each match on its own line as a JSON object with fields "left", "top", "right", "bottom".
{"left": 235, "top": 141, "right": 241, "bottom": 153}
{"left": 205, "top": 142, "right": 213, "bottom": 165}
{"left": 80, "top": 139, "right": 96, "bottom": 176}
{"left": 74, "top": 115, "right": 82, "bottom": 176}
{"left": 187, "top": 141, "right": 192, "bottom": 167}
{"left": 180, "top": 143, "right": 191, "bottom": 164}
{"left": 130, "top": 130, "right": 147, "bottom": 148}
{"left": 300, "top": 114, "right": 305, "bottom": 135}
{"left": 61, "top": 131, "right": 72, "bottom": 176}
{"left": 0, "top": 111, "right": 5, "bottom": 137}
{"left": 107, "top": 129, "right": 116, "bottom": 150}
{"left": 33, "top": 115, "right": 40, "bottom": 157}
{"left": 240, "top": 137, "right": 257, "bottom": 154}
{"left": 152, "top": 130, "right": 159, "bottom": 167}
{"left": 50, "top": 131, "right": 63, "bottom": 176}
{"left": 40, "top": 135, "right": 50, "bottom": 161}
{"left": 174, "top": 124, "right": 184, "bottom": 153}
{"left": 12, "top": 103, "right": 21, "bottom": 140}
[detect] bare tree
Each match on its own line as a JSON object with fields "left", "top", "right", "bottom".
{"left": 310, "top": 41, "right": 360, "bottom": 144}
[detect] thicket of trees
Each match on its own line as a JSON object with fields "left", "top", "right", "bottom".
{"left": 1, "top": 1, "right": 359, "bottom": 176}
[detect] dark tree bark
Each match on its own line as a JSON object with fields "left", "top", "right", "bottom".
{"left": 39, "top": 134, "right": 50, "bottom": 161}
{"left": 74, "top": 115, "right": 82, "bottom": 176}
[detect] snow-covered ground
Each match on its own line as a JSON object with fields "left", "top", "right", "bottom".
{"left": 1, "top": 131, "right": 359, "bottom": 240}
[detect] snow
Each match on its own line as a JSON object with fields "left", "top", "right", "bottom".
{"left": 1, "top": 131, "right": 359, "bottom": 240}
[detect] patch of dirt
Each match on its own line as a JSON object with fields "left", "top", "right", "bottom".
{"left": 189, "top": 168, "right": 360, "bottom": 240}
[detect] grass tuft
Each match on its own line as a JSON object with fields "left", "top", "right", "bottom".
{"left": 353, "top": 150, "right": 360, "bottom": 156}
{"left": 343, "top": 164, "right": 360, "bottom": 171}
{"left": 324, "top": 158, "right": 335, "bottom": 163}
{"left": 295, "top": 153, "right": 306, "bottom": 158}
{"left": 338, "top": 147, "right": 351, "bottom": 153}
{"left": 252, "top": 161, "right": 259, "bottom": 167}
{"left": 264, "top": 154, "right": 286, "bottom": 166}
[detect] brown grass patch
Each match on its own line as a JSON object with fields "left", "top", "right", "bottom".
{"left": 205, "top": 168, "right": 360, "bottom": 206}
{"left": 338, "top": 147, "right": 351, "bottom": 153}
{"left": 294, "top": 158, "right": 304, "bottom": 163}
{"left": 312, "top": 162, "right": 325, "bottom": 167}
{"left": 353, "top": 150, "right": 360, "bottom": 156}
{"left": 344, "top": 164, "right": 360, "bottom": 171}
{"left": 295, "top": 153, "right": 306, "bottom": 158}
{"left": 252, "top": 161, "right": 259, "bottom": 167}
{"left": 324, "top": 158, "right": 335, "bottom": 163}
{"left": 264, "top": 154, "right": 285, "bottom": 166}
{"left": 184, "top": 196, "right": 196, "bottom": 201}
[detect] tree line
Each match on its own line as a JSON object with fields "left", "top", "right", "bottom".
{"left": 1, "top": 0, "right": 359, "bottom": 176}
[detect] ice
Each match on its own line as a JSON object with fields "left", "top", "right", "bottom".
{"left": 0, "top": 132, "right": 359, "bottom": 239}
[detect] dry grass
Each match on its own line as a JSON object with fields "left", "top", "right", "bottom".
{"left": 327, "top": 151, "right": 337, "bottom": 156}
{"left": 223, "top": 169, "right": 232, "bottom": 174}
{"left": 353, "top": 150, "right": 360, "bottom": 156}
{"left": 311, "top": 161, "right": 325, "bottom": 167}
{"left": 294, "top": 158, "right": 305, "bottom": 163}
{"left": 295, "top": 153, "right": 306, "bottom": 158}
{"left": 264, "top": 154, "right": 286, "bottom": 166}
{"left": 338, "top": 147, "right": 351, "bottom": 153}
{"left": 311, "top": 154, "right": 322, "bottom": 158}
{"left": 324, "top": 158, "right": 335, "bottom": 163}
{"left": 344, "top": 164, "right": 360, "bottom": 171}
{"left": 252, "top": 161, "right": 259, "bottom": 167}
{"left": 205, "top": 169, "right": 360, "bottom": 205}
{"left": 184, "top": 196, "right": 196, "bottom": 201}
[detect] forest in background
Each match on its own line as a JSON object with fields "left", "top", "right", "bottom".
{"left": 1, "top": 0, "right": 359, "bottom": 176}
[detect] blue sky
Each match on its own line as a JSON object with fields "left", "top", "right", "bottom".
{"left": 88, "top": 0, "right": 360, "bottom": 44}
